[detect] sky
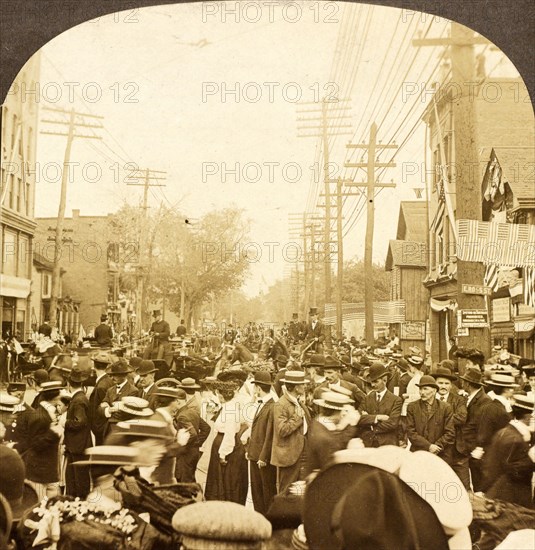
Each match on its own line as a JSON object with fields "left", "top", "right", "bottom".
{"left": 27, "top": 1, "right": 519, "bottom": 296}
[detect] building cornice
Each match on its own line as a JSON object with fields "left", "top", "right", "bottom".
{"left": 1, "top": 207, "right": 37, "bottom": 235}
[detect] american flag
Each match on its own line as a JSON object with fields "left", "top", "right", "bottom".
{"left": 430, "top": 178, "right": 446, "bottom": 237}
{"left": 484, "top": 263, "right": 500, "bottom": 292}
{"left": 524, "top": 266, "right": 535, "bottom": 308}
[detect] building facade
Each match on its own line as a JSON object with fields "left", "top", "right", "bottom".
{"left": 1, "top": 52, "right": 40, "bottom": 340}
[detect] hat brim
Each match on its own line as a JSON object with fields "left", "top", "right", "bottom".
{"left": 74, "top": 459, "right": 145, "bottom": 466}
{"left": 458, "top": 375, "right": 485, "bottom": 386}
{"left": 137, "top": 369, "right": 158, "bottom": 375}
{"left": 119, "top": 408, "right": 153, "bottom": 416}
{"left": 434, "top": 375, "right": 457, "bottom": 382}
{"left": 280, "top": 378, "right": 310, "bottom": 384}
{"left": 252, "top": 380, "right": 273, "bottom": 386}
{"left": 9, "top": 482, "right": 39, "bottom": 521}
{"left": 179, "top": 384, "right": 201, "bottom": 390}
{"left": 485, "top": 381, "right": 518, "bottom": 388}
{"left": 416, "top": 383, "right": 439, "bottom": 390}
{"left": 313, "top": 399, "right": 349, "bottom": 410}
{"left": 106, "top": 367, "right": 133, "bottom": 374}
{"left": 37, "top": 385, "right": 67, "bottom": 393}
{"left": 113, "top": 430, "right": 170, "bottom": 440}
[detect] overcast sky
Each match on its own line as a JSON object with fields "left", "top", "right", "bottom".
{"left": 29, "top": 1, "right": 518, "bottom": 296}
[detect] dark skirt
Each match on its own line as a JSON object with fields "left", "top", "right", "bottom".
{"left": 205, "top": 432, "right": 248, "bottom": 504}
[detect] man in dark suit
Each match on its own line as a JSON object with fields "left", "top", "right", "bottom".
{"left": 288, "top": 314, "right": 300, "bottom": 344}
{"left": 100, "top": 359, "right": 139, "bottom": 435}
{"left": 94, "top": 314, "right": 114, "bottom": 348}
{"left": 271, "top": 371, "right": 311, "bottom": 494}
{"left": 88, "top": 352, "right": 115, "bottom": 445}
{"left": 64, "top": 370, "right": 93, "bottom": 498}
{"left": 136, "top": 360, "right": 158, "bottom": 409}
{"left": 406, "top": 375, "right": 455, "bottom": 463}
{"left": 144, "top": 310, "right": 171, "bottom": 361}
{"left": 14, "top": 381, "right": 65, "bottom": 500}
{"left": 243, "top": 371, "right": 276, "bottom": 515}
{"left": 302, "top": 307, "right": 325, "bottom": 354}
{"left": 176, "top": 319, "right": 187, "bottom": 337}
{"left": 457, "top": 368, "right": 493, "bottom": 491}
{"left": 434, "top": 367, "right": 469, "bottom": 489}
{"left": 358, "top": 363, "right": 403, "bottom": 448}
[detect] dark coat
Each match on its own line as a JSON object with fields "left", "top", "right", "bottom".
{"left": 139, "top": 383, "right": 158, "bottom": 410}
{"left": 247, "top": 398, "right": 275, "bottom": 463}
{"left": 406, "top": 399, "right": 455, "bottom": 460}
{"left": 483, "top": 423, "right": 534, "bottom": 508}
{"left": 102, "top": 380, "right": 140, "bottom": 425}
{"left": 14, "top": 404, "right": 61, "bottom": 484}
{"left": 88, "top": 373, "right": 114, "bottom": 439}
{"left": 479, "top": 399, "right": 512, "bottom": 450}
{"left": 458, "top": 389, "right": 492, "bottom": 455}
{"left": 149, "top": 409, "right": 183, "bottom": 485}
{"left": 358, "top": 390, "right": 403, "bottom": 447}
{"left": 64, "top": 390, "right": 93, "bottom": 454}
{"left": 271, "top": 394, "right": 310, "bottom": 468}
{"left": 303, "top": 321, "right": 326, "bottom": 352}
{"left": 443, "top": 392, "right": 468, "bottom": 454}
{"left": 94, "top": 323, "right": 113, "bottom": 346}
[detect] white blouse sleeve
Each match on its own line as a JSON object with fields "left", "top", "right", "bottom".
{"left": 218, "top": 401, "right": 241, "bottom": 460}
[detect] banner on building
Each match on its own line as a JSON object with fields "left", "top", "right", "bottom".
{"left": 400, "top": 321, "right": 426, "bottom": 340}
{"left": 324, "top": 301, "right": 406, "bottom": 325}
{"left": 492, "top": 297, "right": 511, "bottom": 323}
{"left": 456, "top": 219, "right": 535, "bottom": 268}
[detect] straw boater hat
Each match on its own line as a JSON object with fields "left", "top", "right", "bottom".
{"left": 512, "top": 393, "right": 535, "bottom": 411}
{"left": 485, "top": 373, "right": 518, "bottom": 389}
{"left": 172, "top": 501, "right": 272, "bottom": 550}
{"left": 179, "top": 377, "right": 201, "bottom": 390}
{"left": 459, "top": 368, "right": 486, "bottom": 386}
{"left": 114, "top": 420, "right": 170, "bottom": 439}
{"left": 0, "top": 392, "right": 20, "bottom": 412}
{"left": 74, "top": 445, "right": 152, "bottom": 466}
{"left": 37, "top": 380, "right": 66, "bottom": 394}
{"left": 407, "top": 355, "right": 424, "bottom": 367}
{"left": 136, "top": 360, "right": 158, "bottom": 376}
{"left": 416, "top": 376, "right": 439, "bottom": 390}
{"left": 280, "top": 371, "right": 310, "bottom": 385}
{"left": 433, "top": 367, "right": 457, "bottom": 381}
{"left": 328, "top": 385, "right": 354, "bottom": 401}
{"left": 314, "top": 391, "right": 354, "bottom": 411}
{"left": 115, "top": 396, "right": 153, "bottom": 416}
{"left": 91, "top": 351, "right": 113, "bottom": 367}
{"left": 0, "top": 446, "right": 39, "bottom": 522}
{"left": 106, "top": 358, "right": 133, "bottom": 375}
{"left": 368, "top": 363, "right": 389, "bottom": 382}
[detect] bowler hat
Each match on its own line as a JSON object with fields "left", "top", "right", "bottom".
{"left": 69, "top": 368, "right": 89, "bottom": 384}
{"left": 459, "top": 368, "right": 486, "bottom": 386}
{"left": 0, "top": 446, "right": 39, "bottom": 521}
{"left": 252, "top": 371, "right": 273, "bottom": 386}
{"left": 179, "top": 377, "right": 201, "bottom": 390}
{"left": 416, "top": 375, "right": 439, "bottom": 389}
{"left": 339, "top": 355, "right": 352, "bottom": 367}
{"left": 106, "top": 358, "right": 133, "bottom": 375}
{"left": 368, "top": 363, "right": 389, "bottom": 381}
{"left": 433, "top": 367, "right": 457, "bottom": 381}
{"left": 303, "top": 354, "right": 325, "bottom": 368}
{"left": 100, "top": 314, "right": 108, "bottom": 322}
{"left": 31, "top": 369, "right": 49, "bottom": 385}
{"left": 280, "top": 371, "right": 310, "bottom": 385}
{"left": 129, "top": 356, "right": 143, "bottom": 369}
{"left": 136, "top": 360, "right": 158, "bottom": 376}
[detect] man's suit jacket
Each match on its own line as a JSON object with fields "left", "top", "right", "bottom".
{"left": 406, "top": 399, "right": 455, "bottom": 459}
{"left": 442, "top": 393, "right": 467, "bottom": 454}
{"left": 458, "top": 389, "right": 492, "bottom": 455}
{"left": 14, "top": 405, "right": 61, "bottom": 484}
{"left": 139, "top": 384, "right": 158, "bottom": 410}
{"left": 271, "top": 394, "right": 309, "bottom": 468}
{"left": 89, "top": 373, "right": 114, "bottom": 438}
{"left": 303, "top": 321, "right": 326, "bottom": 352}
{"left": 478, "top": 399, "right": 512, "bottom": 450}
{"left": 64, "top": 390, "right": 93, "bottom": 454}
{"left": 482, "top": 423, "right": 534, "bottom": 507}
{"left": 149, "top": 409, "right": 182, "bottom": 485}
{"left": 102, "top": 380, "right": 140, "bottom": 424}
{"left": 358, "top": 390, "right": 403, "bottom": 447}
{"left": 248, "top": 399, "right": 275, "bottom": 463}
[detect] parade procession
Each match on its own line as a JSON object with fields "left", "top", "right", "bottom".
{"left": 0, "top": 2, "right": 534, "bottom": 550}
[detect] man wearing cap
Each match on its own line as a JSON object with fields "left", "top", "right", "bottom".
{"left": 457, "top": 368, "right": 492, "bottom": 491}
{"left": 242, "top": 371, "right": 277, "bottom": 515}
{"left": 434, "top": 367, "right": 469, "bottom": 488}
{"left": 406, "top": 376, "right": 455, "bottom": 462}
{"left": 88, "top": 352, "right": 114, "bottom": 445}
{"left": 94, "top": 314, "right": 114, "bottom": 348}
{"left": 482, "top": 394, "right": 535, "bottom": 508}
{"left": 14, "top": 381, "right": 66, "bottom": 500}
{"left": 144, "top": 310, "right": 171, "bottom": 362}
{"left": 358, "top": 363, "right": 403, "bottom": 448}
{"left": 64, "top": 369, "right": 92, "bottom": 498}
{"left": 302, "top": 307, "right": 325, "bottom": 354}
{"left": 314, "top": 356, "right": 365, "bottom": 409}
{"left": 136, "top": 360, "right": 158, "bottom": 408}
{"left": 271, "top": 371, "right": 311, "bottom": 494}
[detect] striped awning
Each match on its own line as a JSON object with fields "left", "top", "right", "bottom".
{"left": 324, "top": 301, "right": 405, "bottom": 325}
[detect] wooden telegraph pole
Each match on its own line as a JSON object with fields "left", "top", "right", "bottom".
{"left": 40, "top": 107, "right": 104, "bottom": 329}
{"left": 345, "top": 123, "right": 397, "bottom": 344}
{"left": 413, "top": 22, "right": 491, "bottom": 356}
{"left": 297, "top": 99, "right": 352, "bottom": 304}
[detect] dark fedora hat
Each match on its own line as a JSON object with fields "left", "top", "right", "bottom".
{"left": 0, "top": 446, "right": 39, "bottom": 521}
{"left": 396, "top": 358, "right": 410, "bottom": 372}
{"left": 339, "top": 355, "right": 352, "bottom": 367}
{"left": 303, "top": 354, "right": 326, "bottom": 368}
{"left": 252, "top": 371, "right": 273, "bottom": 386}
{"left": 136, "top": 360, "right": 158, "bottom": 376}
{"left": 416, "top": 375, "right": 439, "bottom": 390}
{"left": 368, "top": 363, "right": 389, "bottom": 382}
{"left": 459, "top": 368, "right": 486, "bottom": 386}
{"left": 106, "top": 358, "right": 133, "bottom": 375}
{"left": 433, "top": 367, "right": 457, "bottom": 381}
{"left": 69, "top": 368, "right": 89, "bottom": 384}
{"left": 323, "top": 355, "right": 344, "bottom": 369}
{"left": 274, "top": 354, "right": 289, "bottom": 365}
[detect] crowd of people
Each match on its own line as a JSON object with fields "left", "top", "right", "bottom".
{"left": 0, "top": 307, "right": 534, "bottom": 549}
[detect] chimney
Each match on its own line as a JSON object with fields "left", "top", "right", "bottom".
{"left": 72, "top": 209, "right": 80, "bottom": 218}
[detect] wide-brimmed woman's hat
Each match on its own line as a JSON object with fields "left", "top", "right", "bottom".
{"left": 106, "top": 358, "right": 133, "bottom": 375}
{"left": 0, "top": 446, "right": 39, "bottom": 521}
{"left": 115, "top": 396, "right": 153, "bottom": 416}
{"left": 313, "top": 391, "right": 354, "bottom": 410}
{"left": 280, "top": 371, "right": 310, "bottom": 385}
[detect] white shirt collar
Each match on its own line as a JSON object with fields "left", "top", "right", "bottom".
{"left": 493, "top": 394, "right": 512, "bottom": 413}
{"left": 116, "top": 380, "right": 128, "bottom": 391}
{"left": 509, "top": 419, "right": 532, "bottom": 442}
{"left": 95, "top": 372, "right": 107, "bottom": 384}
{"left": 376, "top": 388, "right": 387, "bottom": 401}
{"left": 436, "top": 392, "right": 449, "bottom": 402}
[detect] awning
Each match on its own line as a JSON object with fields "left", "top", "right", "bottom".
{"left": 515, "top": 317, "right": 535, "bottom": 339}
{"left": 0, "top": 275, "right": 31, "bottom": 298}
{"left": 430, "top": 298, "right": 456, "bottom": 312}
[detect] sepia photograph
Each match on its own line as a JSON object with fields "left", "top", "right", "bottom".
{"left": 0, "top": 1, "right": 534, "bottom": 548}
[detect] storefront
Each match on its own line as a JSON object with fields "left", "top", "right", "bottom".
{"left": 0, "top": 275, "right": 31, "bottom": 340}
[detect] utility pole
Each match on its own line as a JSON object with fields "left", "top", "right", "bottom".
{"left": 345, "top": 124, "right": 397, "bottom": 344}
{"left": 413, "top": 22, "right": 491, "bottom": 357}
{"left": 297, "top": 99, "right": 352, "bottom": 304}
{"left": 127, "top": 169, "right": 167, "bottom": 334}
{"left": 40, "top": 106, "right": 104, "bottom": 329}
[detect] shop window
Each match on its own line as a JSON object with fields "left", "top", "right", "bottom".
{"left": 2, "top": 229, "right": 17, "bottom": 276}
{"left": 16, "top": 308, "right": 25, "bottom": 340}
{"left": 18, "top": 234, "right": 29, "bottom": 278}
{"left": 1, "top": 297, "right": 15, "bottom": 339}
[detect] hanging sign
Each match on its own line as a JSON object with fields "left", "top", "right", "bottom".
{"left": 458, "top": 309, "right": 489, "bottom": 328}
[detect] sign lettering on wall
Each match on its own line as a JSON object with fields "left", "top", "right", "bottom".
{"left": 400, "top": 321, "right": 426, "bottom": 340}
{"left": 458, "top": 309, "right": 489, "bottom": 328}
{"left": 492, "top": 297, "right": 511, "bottom": 323}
